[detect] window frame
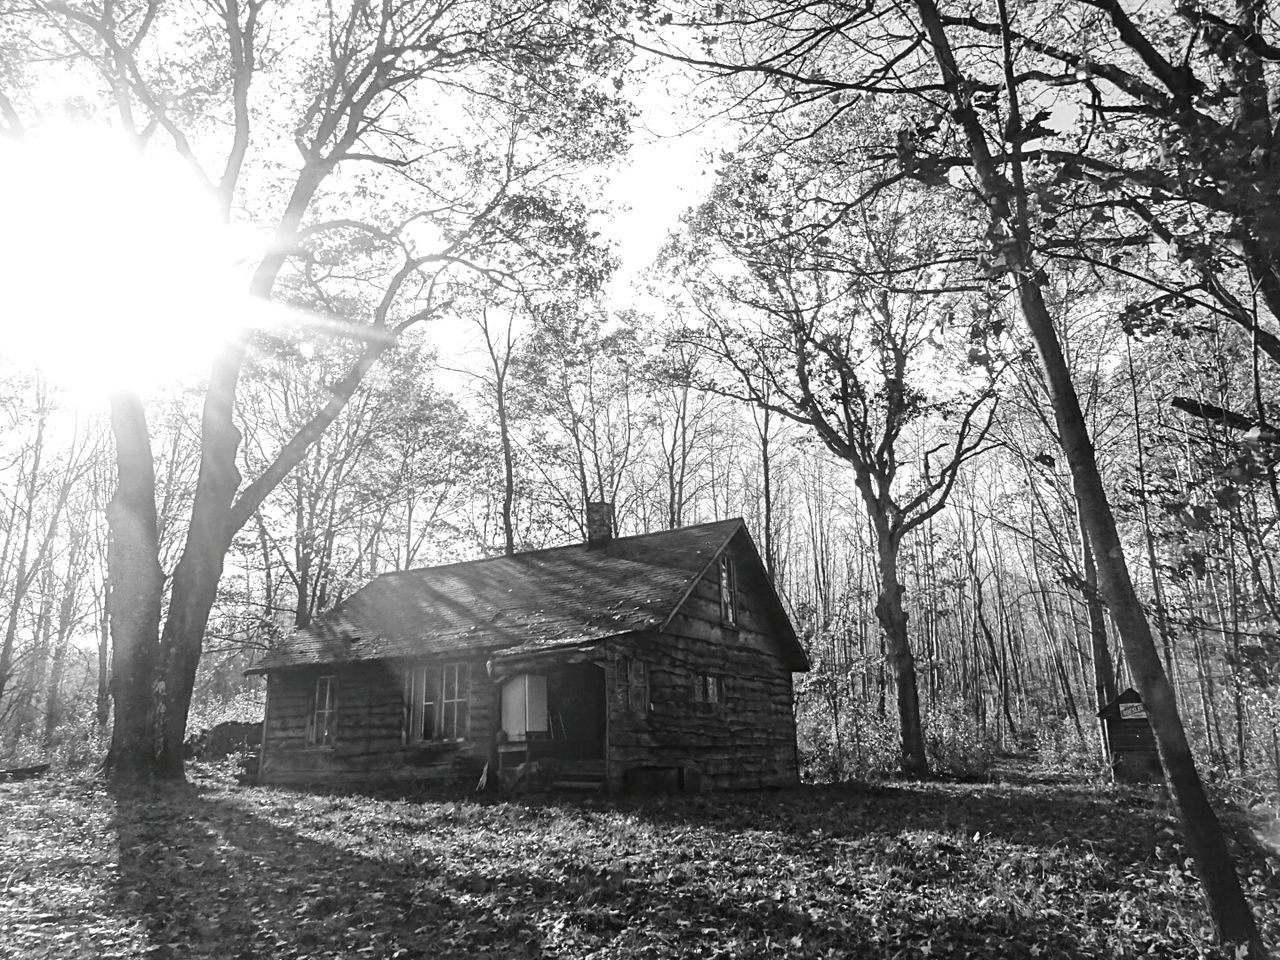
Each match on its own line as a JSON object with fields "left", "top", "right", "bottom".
{"left": 620, "top": 656, "right": 649, "bottom": 716}
{"left": 406, "top": 661, "right": 470, "bottom": 743}
{"left": 693, "top": 672, "right": 726, "bottom": 707}
{"left": 309, "top": 675, "right": 338, "bottom": 747}
{"left": 409, "top": 664, "right": 439, "bottom": 742}
{"left": 718, "top": 555, "right": 738, "bottom": 627}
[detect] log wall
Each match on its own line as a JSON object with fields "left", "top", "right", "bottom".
{"left": 606, "top": 529, "right": 801, "bottom": 792}
{"left": 259, "top": 529, "right": 803, "bottom": 792}
{"left": 259, "top": 657, "right": 499, "bottom": 785}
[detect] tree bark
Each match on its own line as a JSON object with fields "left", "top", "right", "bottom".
{"left": 873, "top": 532, "right": 928, "bottom": 776}
{"left": 909, "top": 0, "right": 1266, "bottom": 951}
{"left": 96, "top": 589, "right": 110, "bottom": 730}
{"left": 1076, "top": 497, "right": 1119, "bottom": 712}
{"left": 104, "top": 392, "right": 166, "bottom": 778}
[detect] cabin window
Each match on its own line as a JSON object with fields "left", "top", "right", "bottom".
{"left": 694, "top": 673, "right": 726, "bottom": 705}
{"left": 441, "top": 662, "right": 470, "bottom": 740}
{"left": 718, "top": 555, "right": 738, "bottom": 626}
{"left": 620, "top": 656, "right": 649, "bottom": 715}
{"left": 407, "top": 662, "right": 470, "bottom": 742}
{"left": 309, "top": 676, "right": 338, "bottom": 746}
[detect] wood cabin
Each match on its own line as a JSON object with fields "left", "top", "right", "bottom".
{"left": 1097, "top": 688, "right": 1163, "bottom": 784}
{"left": 246, "top": 511, "right": 809, "bottom": 793}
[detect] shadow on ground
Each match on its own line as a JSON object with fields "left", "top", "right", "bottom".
{"left": 101, "top": 771, "right": 1269, "bottom": 960}
{"left": 107, "top": 780, "right": 543, "bottom": 959}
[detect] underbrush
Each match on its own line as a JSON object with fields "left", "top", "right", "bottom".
{"left": 2, "top": 715, "right": 108, "bottom": 773}
{"left": 797, "top": 697, "right": 999, "bottom": 782}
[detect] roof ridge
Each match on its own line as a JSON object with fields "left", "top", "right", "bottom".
{"left": 376, "top": 517, "right": 745, "bottom": 579}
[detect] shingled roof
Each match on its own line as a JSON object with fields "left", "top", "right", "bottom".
{"left": 248, "top": 518, "right": 773, "bottom": 674}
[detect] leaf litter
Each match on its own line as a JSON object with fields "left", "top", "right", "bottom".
{"left": 1, "top": 764, "right": 1276, "bottom": 959}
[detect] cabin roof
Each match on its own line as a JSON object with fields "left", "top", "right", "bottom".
{"left": 1096, "top": 687, "right": 1144, "bottom": 718}
{"left": 248, "top": 519, "right": 808, "bottom": 674}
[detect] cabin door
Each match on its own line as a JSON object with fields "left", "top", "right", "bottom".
{"left": 554, "top": 662, "right": 605, "bottom": 759}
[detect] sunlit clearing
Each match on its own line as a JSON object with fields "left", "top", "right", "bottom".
{"left": 0, "top": 126, "right": 255, "bottom": 398}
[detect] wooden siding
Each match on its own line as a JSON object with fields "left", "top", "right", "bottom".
{"left": 1104, "top": 717, "right": 1162, "bottom": 783}
{"left": 606, "top": 530, "right": 800, "bottom": 792}
{"left": 259, "top": 657, "right": 498, "bottom": 785}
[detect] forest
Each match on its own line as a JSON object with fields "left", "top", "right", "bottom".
{"left": 0, "top": 0, "right": 1278, "bottom": 955}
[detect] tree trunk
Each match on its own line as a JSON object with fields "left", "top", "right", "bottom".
{"left": 1020, "top": 280, "right": 1263, "bottom": 955}
{"left": 1076, "top": 497, "right": 1119, "bottom": 710}
{"left": 104, "top": 392, "right": 166, "bottom": 779}
{"left": 96, "top": 589, "right": 110, "bottom": 730}
{"left": 1054, "top": 651, "right": 1086, "bottom": 742}
{"left": 1077, "top": 496, "right": 1118, "bottom": 761}
{"left": 0, "top": 401, "right": 46, "bottom": 714}
{"left": 873, "top": 533, "right": 928, "bottom": 776}
{"left": 497, "top": 385, "right": 516, "bottom": 557}
{"left": 759, "top": 405, "right": 776, "bottom": 582}
{"left": 44, "top": 545, "right": 77, "bottom": 745}
{"left": 154, "top": 384, "right": 243, "bottom": 779}
{"left": 908, "top": 1, "right": 1266, "bottom": 949}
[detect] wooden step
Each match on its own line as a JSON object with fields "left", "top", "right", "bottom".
{"left": 551, "top": 779, "right": 605, "bottom": 792}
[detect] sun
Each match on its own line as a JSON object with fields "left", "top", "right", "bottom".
{"left": 0, "top": 125, "right": 254, "bottom": 398}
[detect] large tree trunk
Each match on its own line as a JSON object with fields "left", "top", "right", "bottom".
{"left": 104, "top": 392, "right": 166, "bottom": 778}
{"left": 1015, "top": 255, "right": 1266, "bottom": 960}
{"left": 95, "top": 590, "right": 110, "bottom": 730}
{"left": 909, "top": 1, "right": 1266, "bottom": 950}
{"left": 1076, "top": 497, "right": 1118, "bottom": 713}
{"left": 872, "top": 532, "right": 928, "bottom": 776}
{"left": 153, "top": 350, "right": 244, "bottom": 779}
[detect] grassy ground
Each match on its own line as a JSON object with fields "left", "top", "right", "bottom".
{"left": 1, "top": 764, "right": 1276, "bottom": 959}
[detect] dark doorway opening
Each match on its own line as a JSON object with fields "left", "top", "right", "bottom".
{"left": 550, "top": 662, "right": 605, "bottom": 759}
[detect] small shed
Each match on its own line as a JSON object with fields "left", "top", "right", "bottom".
{"left": 1097, "top": 688, "right": 1162, "bottom": 783}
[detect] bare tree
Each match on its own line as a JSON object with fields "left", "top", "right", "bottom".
{"left": 4, "top": 0, "right": 630, "bottom": 777}
{"left": 670, "top": 130, "right": 999, "bottom": 774}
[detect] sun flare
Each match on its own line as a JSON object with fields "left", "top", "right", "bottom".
{"left": 0, "top": 126, "right": 255, "bottom": 397}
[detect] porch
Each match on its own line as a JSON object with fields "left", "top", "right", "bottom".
{"left": 489, "top": 654, "right": 608, "bottom": 791}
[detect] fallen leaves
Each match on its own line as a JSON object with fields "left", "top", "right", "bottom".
{"left": 0, "top": 768, "right": 1275, "bottom": 959}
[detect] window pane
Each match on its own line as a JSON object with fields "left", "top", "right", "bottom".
{"left": 719, "top": 557, "right": 737, "bottom": 625}
{"left": 312, "top": 676, "right": 336, "bottom": 745}
{"left": 628, "top": 659, "right": 648, "bottom": 715}
{"left": 419, "top": 666, "right": 438, "bottom": 741}
{"left": 436, "top": 662, "right": 469, "bottom": 740}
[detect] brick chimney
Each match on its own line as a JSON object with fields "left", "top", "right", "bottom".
{"left": 585, "top": 501, "right": 615, "bottom": 549}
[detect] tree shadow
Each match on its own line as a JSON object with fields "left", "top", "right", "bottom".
{"left": 104, "top": 775, "right": 1245, "bottom": 959}
{"left": 106, "top": 779, "right": 544, "bottom": 959}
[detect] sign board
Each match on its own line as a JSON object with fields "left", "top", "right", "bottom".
{"left": 1119, "top": 702, "right": 1145, "bottom": 719}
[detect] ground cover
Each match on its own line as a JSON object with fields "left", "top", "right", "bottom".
{"left": 1, "top": 765, "right": 1276, "bottom": 959}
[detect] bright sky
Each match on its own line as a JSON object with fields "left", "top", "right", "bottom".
{"left": 0, "top": 125, "right": 260, "bottom": 400}
{"left": 601, "top": 126, "right": 721, "bottom": 290}
{"left": 0, "top": 56, "right": 723, "bottom": 402}
{"left": 426, "top": 65, "right": 726, "bottom": 368}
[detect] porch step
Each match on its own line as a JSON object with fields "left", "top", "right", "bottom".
{"left": 551, "top": 778, "right": 605, "bottom": 793}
